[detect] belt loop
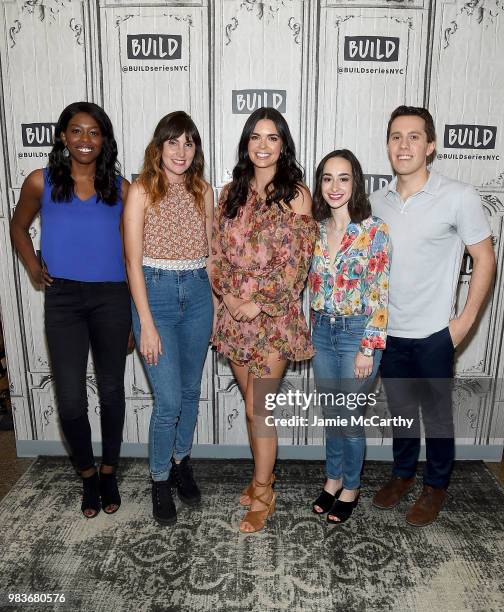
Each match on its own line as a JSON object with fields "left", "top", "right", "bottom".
{"left": 342, "top": 315, "right": 347, "bottom": 331}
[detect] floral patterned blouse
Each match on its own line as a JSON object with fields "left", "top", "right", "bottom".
{"left": 210, "top": 188, "right": 318, "bottom": 377}
{"left": 309, "top": 216, "right": 390, "bottom": 351}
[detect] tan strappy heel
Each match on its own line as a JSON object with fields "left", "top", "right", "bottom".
{"left": 240, "top": 474, "right": 276, "bottom": 507}
{"left": 239, "top": 476, "right": 276, "bottom": 533}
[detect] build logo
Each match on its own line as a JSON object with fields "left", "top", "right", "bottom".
{"left": 444, "top": 125, "right": 497, "bottom": 150}
{"left": 21, "top": 123, "right": 56, "bottom": 147}
{"left": 344, "top": 36, "right": 399, "bottom": 62}
{"left": 461, "top": 253, "right": 473, "bottom": 276}
{"left": 232, "top": 90, "right": 286, "bottom": 114}
{"left": 364, "top": 174, "right": 392, "bottom": 194}
{"left": 127, "top": 35, "right": 182, "bottom": 60}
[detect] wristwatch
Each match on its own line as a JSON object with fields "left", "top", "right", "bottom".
{"left": 359, "top": 346, "right": 374, "bottom": 357}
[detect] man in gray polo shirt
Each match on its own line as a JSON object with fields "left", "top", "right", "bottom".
{"left": 370, "top": 105, "right": 495, "bottom": 526}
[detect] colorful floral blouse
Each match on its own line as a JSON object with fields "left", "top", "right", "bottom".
{"left": 309, "top": 216, "right": 390, "bottom": 350}
{"left": 210, "top": 188, "right": 318, "bottom": 377}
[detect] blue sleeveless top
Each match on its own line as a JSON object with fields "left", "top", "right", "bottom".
{"left": 40, "top": 169, "right": 126, "bottom": 282}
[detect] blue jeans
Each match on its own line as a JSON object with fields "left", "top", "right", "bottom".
{"left": 311, "top": 311, "right": 382, "bottom": 490}
{"left": 132, "top": 267, "right": 213, "bottom": 482}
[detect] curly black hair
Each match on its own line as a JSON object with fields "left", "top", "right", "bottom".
{"left": 223, "top": 107, "right": 304, "bottom": 218}
{"left": 48, "top": 101, "right": 121, "bottom": 204}
{"left": 312, "top": 149, "right": 371, "bottom": 223}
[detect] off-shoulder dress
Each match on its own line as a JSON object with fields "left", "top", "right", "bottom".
{"left": 211, "top": 189, "right": 318, "bottom": 377}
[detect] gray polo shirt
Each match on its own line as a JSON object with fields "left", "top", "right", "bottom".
{"left": 370, "top": 170, "right": 491, "bottom": 338}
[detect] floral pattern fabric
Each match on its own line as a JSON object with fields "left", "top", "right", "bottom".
{"left": 210, "top": 188, "right": 318, "bottom": 377}
{"left": 309, "top": 216, "right": 390, "bottom": 350}
{"left": 143, "top": 183, "right": 207, "bottom": 260}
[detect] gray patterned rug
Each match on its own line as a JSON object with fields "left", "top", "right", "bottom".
{"left": 0, "top": 458, "right": 503, "bottom": 612}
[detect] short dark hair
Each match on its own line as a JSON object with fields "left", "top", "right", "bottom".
{"left": 387, "top": 105, "right": 436, "bottom": 164}
{"left": 312, "top": 149, "right": 371, "bottom": 224}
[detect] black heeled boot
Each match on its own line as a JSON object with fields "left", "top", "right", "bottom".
{"left": 81, "top": 471, "right": 101, "bottom": 519}
{"left": 99, "top": 470, "right": 121, "bottom": 514}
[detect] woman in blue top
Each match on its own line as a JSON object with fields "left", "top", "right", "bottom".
{"left": 10, "top": 102, "right": 131, "bottom": 519}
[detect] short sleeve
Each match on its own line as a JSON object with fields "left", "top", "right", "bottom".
{"left": 455, "top": 185, "right": 491, "bottom": 246}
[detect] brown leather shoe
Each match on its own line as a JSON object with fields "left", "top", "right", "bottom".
{"left": 406, "top": 485, "right": 446, "bottom": 527}
{"left": 372, "top": 476, "right": 415, "bottom": 509}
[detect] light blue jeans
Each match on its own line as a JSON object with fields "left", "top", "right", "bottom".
{"left": 132, "top": 266, "right": 213, "bottom": 482}
{"left": 311, "top": 311, "right": 381, "bottom": 490}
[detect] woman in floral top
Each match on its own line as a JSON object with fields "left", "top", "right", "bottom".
{"left": 309, "top": 149, "right": 390, "bottom": 524}
{"left": 211, "top": 107, "right": 317, "bottom": 533}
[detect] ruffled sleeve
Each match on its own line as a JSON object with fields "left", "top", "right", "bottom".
{"left": 361, "top": 221, "right": 390, "bottom": 350}
{"left": 209, "top": 195, "right": 233, "bottom": 297}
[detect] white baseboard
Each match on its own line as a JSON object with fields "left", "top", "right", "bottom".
{"left": 15, "top": 441, "right": 504, "bottom": 462}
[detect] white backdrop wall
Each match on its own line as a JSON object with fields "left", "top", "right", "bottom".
{"left": 0, "top": 0, "right": 503, "bottom": 459}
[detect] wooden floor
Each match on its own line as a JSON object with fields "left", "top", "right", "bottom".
{"left": 0, "top": 430, "right": 32, "bottom": 501}
{"left": 486, "top": 456, "right": 504, "bottom": 484}
{"left": 0, "top": 428, "right": 502, "bottom": 501}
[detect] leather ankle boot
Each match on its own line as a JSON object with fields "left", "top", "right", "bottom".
{"left": 170, "top": 456, "right": 201, "bottom": 506}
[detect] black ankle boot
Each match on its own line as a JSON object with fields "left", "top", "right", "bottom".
{"left": 170, "top": 456, "right": 201, "bottom": 506}
{"left": 152, "top": 480, "right": 177, "bottom": 525}
{"left": 81, "top": 471, "right": 101, "bottom": 519}
{"left": 99, "top": 470, "right": 121, "bottom": 514}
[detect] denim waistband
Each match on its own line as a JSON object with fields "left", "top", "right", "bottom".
{"left": 142, "top": 266, "right": 208, "bottom": 279}
{"left": 312, "top": 310, "right": 367, "bottom": 329}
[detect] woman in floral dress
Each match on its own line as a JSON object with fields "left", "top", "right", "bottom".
{"left": 309, "top": 149, "right": 390, "bottom": 524}
{"left": 211, "top": 107, "right": 317, "bottom": 533}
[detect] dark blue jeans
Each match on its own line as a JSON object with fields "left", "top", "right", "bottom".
{"left": 132, "top": 267, "right": 213, "bottom": 482}
{"left": 380, "top": 327, "right": 455, "bottom": 489}
{"left": 44, "top": 279, "right": 131, "bottom": 470}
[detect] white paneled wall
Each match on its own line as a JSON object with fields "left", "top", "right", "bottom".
{"left": 0, "top": 0, "right": 502, "bottom": 456}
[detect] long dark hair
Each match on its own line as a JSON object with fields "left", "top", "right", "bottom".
{"left": 223, "top": 107, "right": 303, "bottom": 218}
{"left": 48, "top": 102, "right": 120, "bottom": 204}
{"left": 312, "top": 149, "right": 371, "bottom": 223}
{"left": 137, "top": 111, "right": 206, "bottom": 214}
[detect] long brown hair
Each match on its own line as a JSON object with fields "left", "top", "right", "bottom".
{"left": 138, "top": 111, "right": 206, "bottom": 213}
{"left": 312, "top": 149, "right": 371, "bottom": 223}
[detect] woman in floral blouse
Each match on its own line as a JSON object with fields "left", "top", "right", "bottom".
{"left": 211, "top": 107, "right": 317, "bottom": 533}
{"left": 309, "top": 149, "right": 390, "bottom": 524}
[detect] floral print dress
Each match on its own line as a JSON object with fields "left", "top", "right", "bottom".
{"left": 211, "top": 189, "right": 318, "bottom": 377}
{"left": 309, "top": 216, "right": 390, "bottom": 351}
